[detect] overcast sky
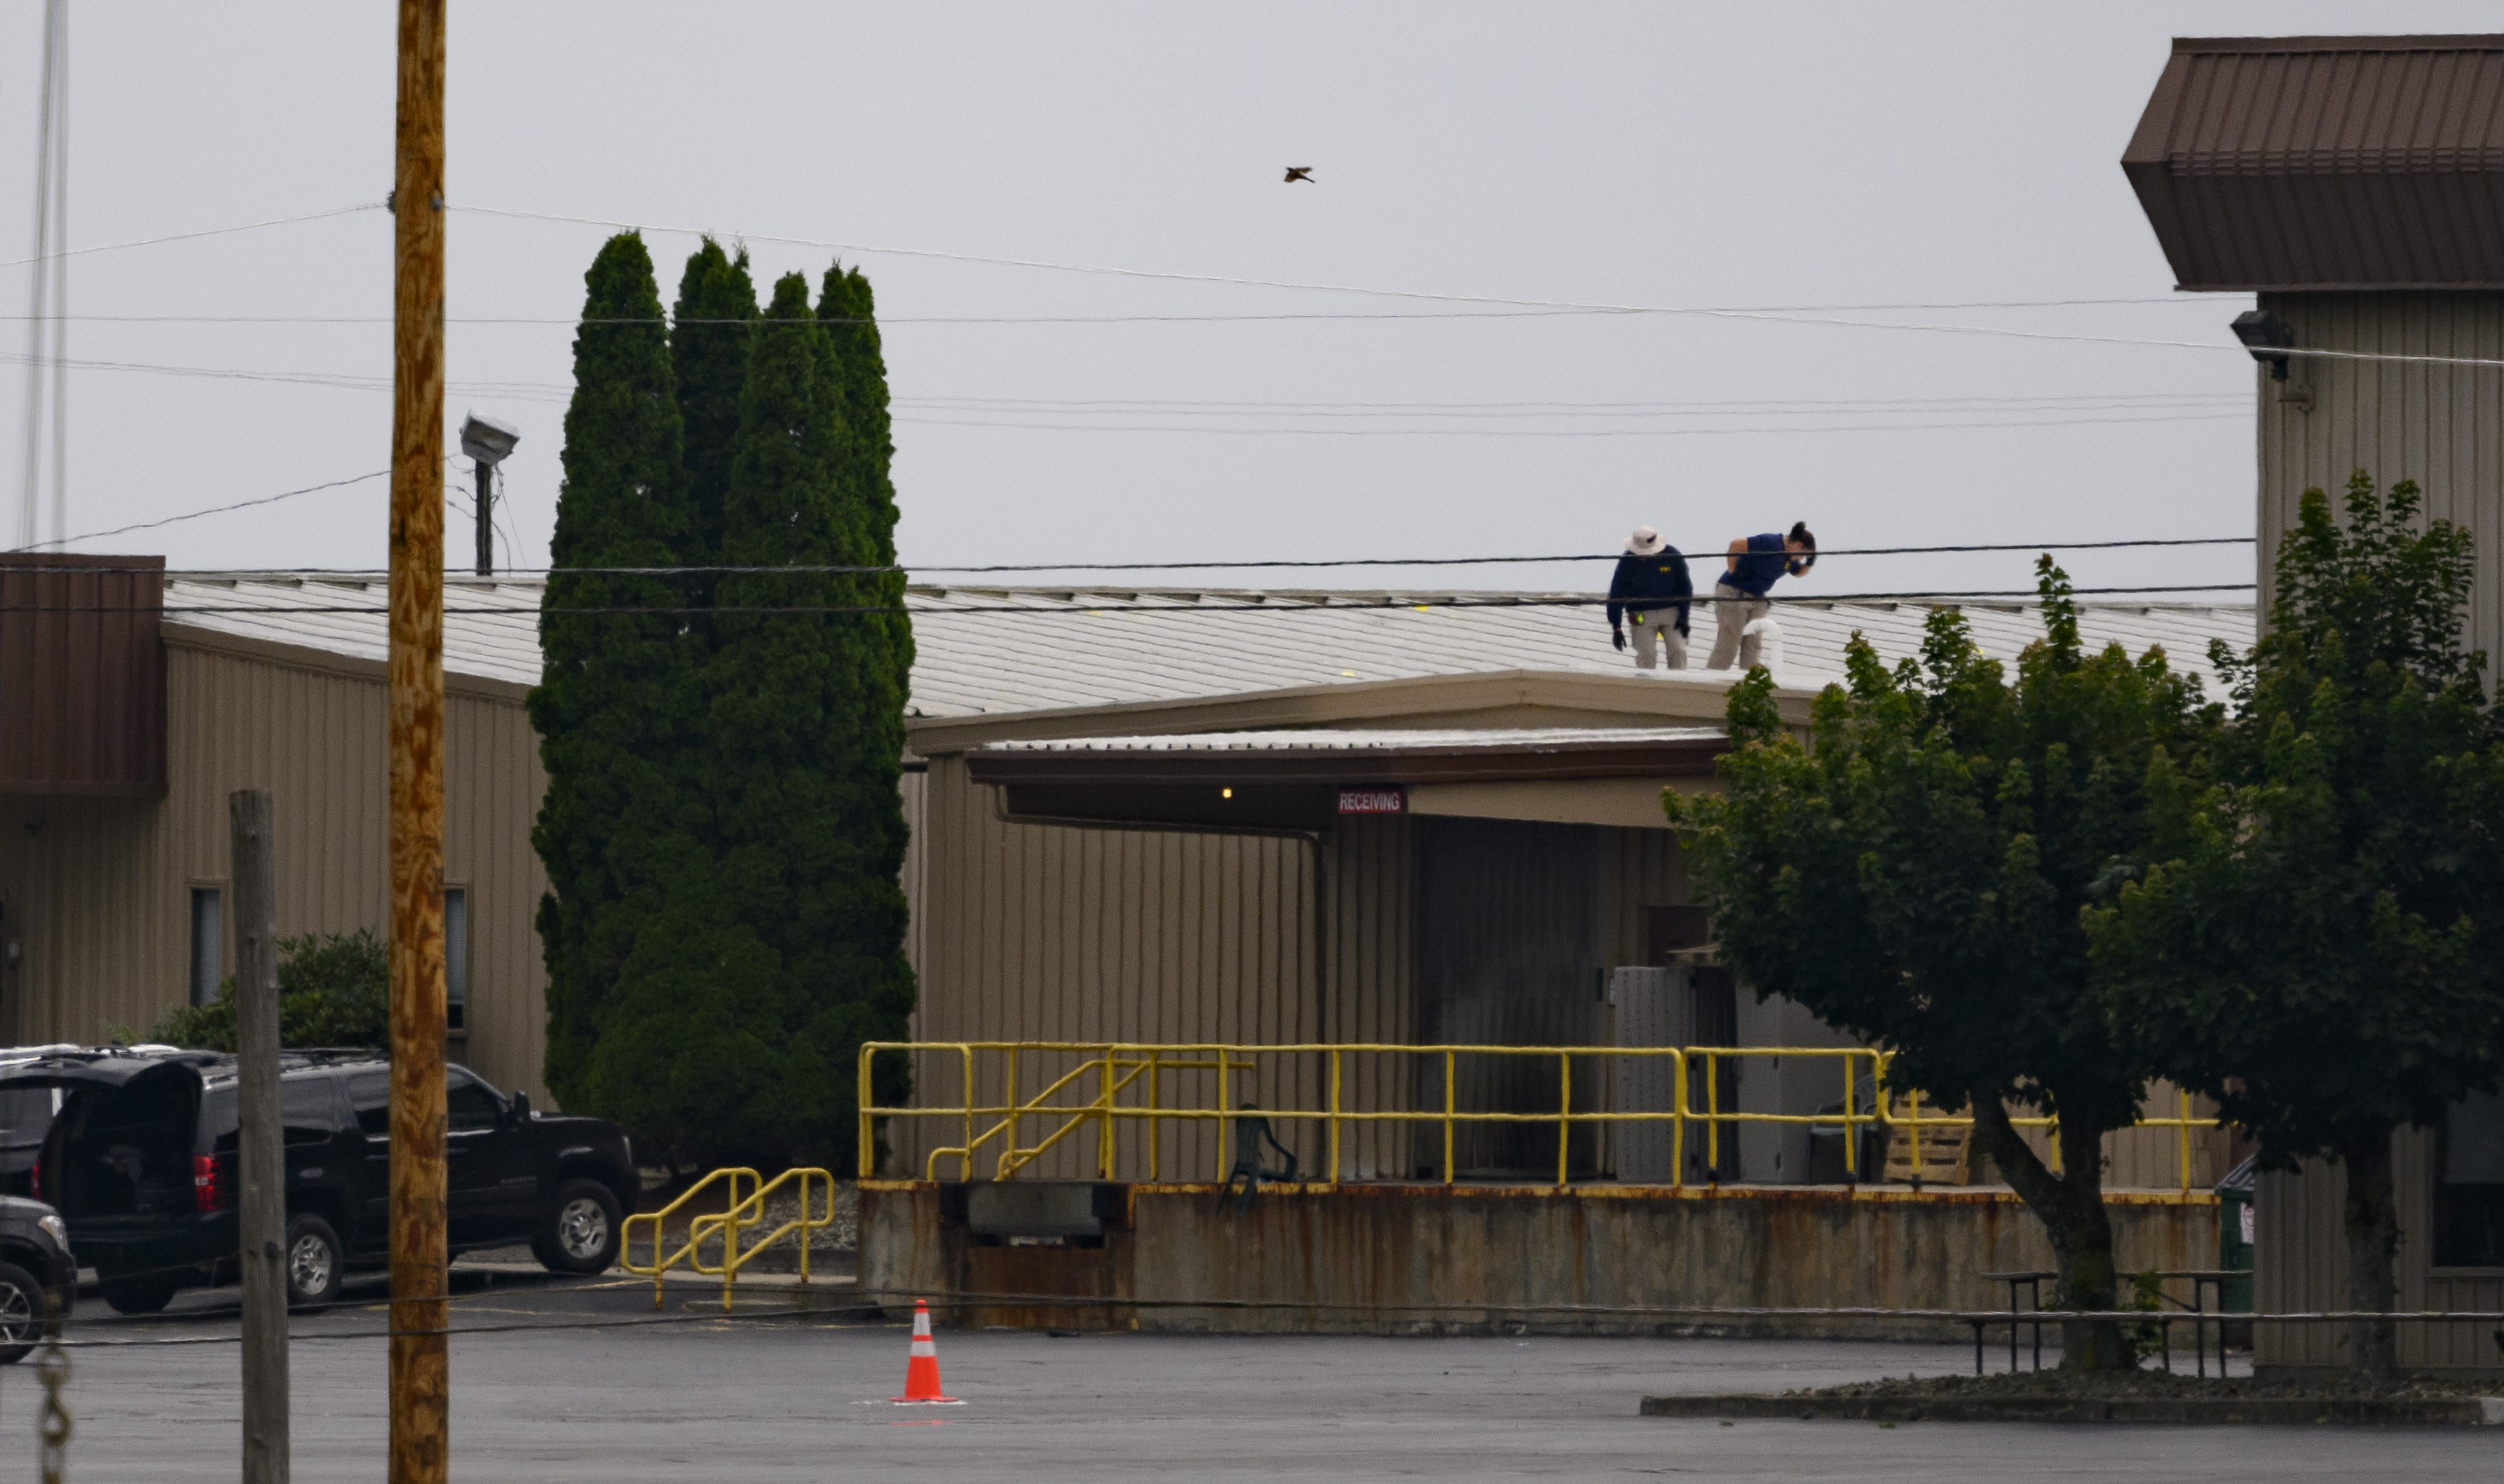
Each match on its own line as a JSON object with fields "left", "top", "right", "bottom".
{"left": 3, "top": 2, "right": 2495, "bottom": 599}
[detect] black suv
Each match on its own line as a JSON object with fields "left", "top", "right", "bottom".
{"left": 0, "top": 1194, "right": 76, "bottom": 1363}
{"left": 1, "top": 1049, "right": 638, "bottom": 1314}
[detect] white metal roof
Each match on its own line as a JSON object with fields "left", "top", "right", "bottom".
{"left": 985, "top": 726, "right": 1728, "bottom": 754}
{"left": 156, "top": 576, "right": 2256, "bottom": 719}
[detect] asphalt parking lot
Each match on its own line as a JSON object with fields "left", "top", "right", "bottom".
{"left": 17, "top": 1269, "right": 2501, "bottom": 1481}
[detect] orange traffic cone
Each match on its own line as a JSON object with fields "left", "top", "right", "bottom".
{"left": 891, "top": 1299, "right": 961, "bottom": 1403}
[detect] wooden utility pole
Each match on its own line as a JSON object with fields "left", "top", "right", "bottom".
{"left": 388, "top": 3, "right": 449, "bottom": 1481}
{"left": 231, "top": 790, "right": 289, "bottom": 1483}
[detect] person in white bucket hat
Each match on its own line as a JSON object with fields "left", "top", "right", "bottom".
{"left": 1606, "top": 525, "right": 1693, "bottom": 671}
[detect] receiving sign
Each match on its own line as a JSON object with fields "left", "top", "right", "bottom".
{"left": 1337, "top": 787, "right": 1406, "bottom": 815}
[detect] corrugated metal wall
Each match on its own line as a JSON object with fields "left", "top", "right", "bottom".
{"left": 0, "top": 635, "right": 550, "bottom": 1103}
{"left": 901, "top": 754, "right": 1388, "bottom": 1182}
{"left": 2257, "top": 1132, "right": 2504, "bottom": 1371}
{"left": 897, "top": 762, "right": 1696, "bottom": 1185}
{"left": 2257, "top": 292, "right": 2504, "bottom": 662}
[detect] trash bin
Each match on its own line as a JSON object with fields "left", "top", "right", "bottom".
{"left": 2216, "top": 1154, "right": 2257, "bottom": 1345}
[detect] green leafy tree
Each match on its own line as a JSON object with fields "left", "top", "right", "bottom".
{"left": 529, "top": 232, "right": 706, "bottom": 1111}
{"left": 145, "top": 930, "right": 391, "bottom": 1050}
{"left": 2088, "top": 473, "right": 2504, "bottom": 1379}
{"left": 669, "top": 238, "right": 758, "bottom": 575}
{"left": 1668, "top": 561, "right": 2217, "bottom": 1369}
{"left": 578, "top": 272, "right": 915, "bottom": 1171}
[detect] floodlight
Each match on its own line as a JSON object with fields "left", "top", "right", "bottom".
{"left": 2229, "top": 310, "right": 2295, "bottom": 381}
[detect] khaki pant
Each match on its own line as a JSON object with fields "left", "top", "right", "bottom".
{"left": 1706, "top": 594, "right": 1771, "bottom": 670}
{"left": 1628, "top": 615, "right": 1687, "bottom": 670}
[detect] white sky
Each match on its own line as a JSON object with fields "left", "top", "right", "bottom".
{"left": 4, "top": 2, "right": 2496, "bottom": 599}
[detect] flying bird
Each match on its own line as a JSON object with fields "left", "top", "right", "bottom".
{"left": 1283, "top": 167, "right": 1314, "bottom": 184}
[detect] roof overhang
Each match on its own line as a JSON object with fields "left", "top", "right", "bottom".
{"left": 969, "top": 728, "right": 1724, "bottom": 833}
{"left": 2124, "top": 34, "right": 2504, "bottom": 291}
{"left": 911, "top": 667, "right": 1817, "bottom": 756}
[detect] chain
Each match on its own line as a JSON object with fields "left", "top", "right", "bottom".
{"left": 36, "top": 1293, "right": 70, "bottom": 1484}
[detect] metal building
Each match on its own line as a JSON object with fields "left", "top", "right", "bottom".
{"left": 2126, "top": 32, "right": 2504, "bottom": 1369}
{"left": 0, "top": 559, "right": 551, "bottom": 1101}
{"left": 890, "top": 584, "right": 2253, "bottom": 1191}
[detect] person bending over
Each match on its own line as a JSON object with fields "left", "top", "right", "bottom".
{"left": 1706, "top": 522, "right": 1815, "bottom": 669}
{"left": 1606, "top": 526, "right": 1692, "bottom": 670}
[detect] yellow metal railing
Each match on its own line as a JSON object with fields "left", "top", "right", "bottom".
{"left": 857, "top": 1042, "right": 2225, "bottom": 1197}
{"left": 621, "top": 1165, "right": 838, "bottom": 1311}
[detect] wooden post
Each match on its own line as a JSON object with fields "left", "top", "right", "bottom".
{"left": 387, "top": 2, "right": 449, "bottom": 1480}
{"left": 230, "top": 789, "right": 287, "bottom": 1484}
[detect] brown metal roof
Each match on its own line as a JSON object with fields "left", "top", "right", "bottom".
{"left": 2123, "top": 35, "right": 2504, "bottom": 290}
{"left": 0, "top": 554, "right": 167, "bottom": 796}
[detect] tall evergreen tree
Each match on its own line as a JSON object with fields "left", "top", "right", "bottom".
{"left": 669, "top": 238, "right": 758, "bottom": 573}
{"left": 529, "top": 233, "right": 705, "bottom": 1108}
{"left": 580, "top": 273, "right": 915, "bottom": 1169}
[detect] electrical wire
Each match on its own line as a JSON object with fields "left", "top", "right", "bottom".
{"left": 897, "top": 411, "right": 2252, "bottom": 438}
{"left": 4, "top": 470, "right": 393, "bottom": 553}
{"left": 0, "top": 203, "right": 381, "bottom": 271}
{"left": 26, "top": 586, "right": 2257, "bottom": 618}
{"left": 442, "top": 203, "right": 2504, "bottom": 370}
{"left": 8, "top": 538, "right": 2259, "bottom": 578}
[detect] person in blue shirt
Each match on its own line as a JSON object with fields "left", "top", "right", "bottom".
{"left": 1706, "top": 522, "right": 1816, "bottom": 669}
{"left": 1605, "top": 525, "right": 1692, "bottom": 669}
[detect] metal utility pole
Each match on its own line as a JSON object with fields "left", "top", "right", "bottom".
{"left": 230, "top": 789, "right": 288, "bottom": 1484}
{"left": 388, "top": 3, "right": 449, "bottom": 1481}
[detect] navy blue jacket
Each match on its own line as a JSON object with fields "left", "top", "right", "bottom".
{"left": 1607, "top": 549, "right": 1692, "bottom": 634}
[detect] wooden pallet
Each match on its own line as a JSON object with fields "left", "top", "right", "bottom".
{"left": 1883, "top": 1095, "right": 1973, "bottom": 1185}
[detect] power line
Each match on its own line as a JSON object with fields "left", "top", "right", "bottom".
{"left": 28, "top": 585, "right": 2258, "bottom": 618}
{"left": 441, "top": 203, "right": 2504, "bottom": 369}
{"left": 5, "top": 470, "right": 393, "bottom": 553}
{"left": 9, "top": 536, "right": 2260, "bottom": 578}
{"left": 899, "top": 411, "right": 2252, "bottom": 437}
{"left": 0, "top": 298, "right": 2241, "bottom": 325}
{"left": 0, "top": 202, "right": 380, "bottom": 271}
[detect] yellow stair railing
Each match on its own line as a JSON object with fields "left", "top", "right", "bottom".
{"left": 620, "top": 1166, "right": 838, "bottom": 1311}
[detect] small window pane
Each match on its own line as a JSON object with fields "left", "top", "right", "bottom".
{"left": 446, "top": 1070, "right": 502, "bottom": 1133}
{"left": 189, "top": 888, "right": 222, "bottom": 1008}
{"left": 346, "top": 1071, "right": 390, "bottom": 1138}
{"left": 444, "top": 887, "right": 468, "bottom": 1030}
{"left": 2434, "top": 1091, "right": 2504, "bottom": 1267}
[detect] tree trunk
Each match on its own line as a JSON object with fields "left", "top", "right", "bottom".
{"left": 2337, "top": 1127, "right": 2400, "bottom": 1381}
{"left": 1968, "top": 1096, "right": 2131, "bottom": 1370}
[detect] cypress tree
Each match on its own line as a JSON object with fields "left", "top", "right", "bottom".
{"left": 529, "top": 233, "right": 705, "bottom": 1110}
{"left": 583, "top": 273, "right": 914, "bottom": 1170}
{"left": 668, "top": 239, "right": 758, "bottom": 571}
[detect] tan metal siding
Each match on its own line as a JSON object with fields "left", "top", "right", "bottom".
{"left": 0, "top": 637, "right": 551, "bottom": 1104}
{"left": 2257, "top": 291, "right": 2504, "bottom": 667}
{"left": 899, "top": 756, "right": 1427, "bottom": 1183}
{"left": 2257, "top": 1129, "right": 2503, "bottom": 1371}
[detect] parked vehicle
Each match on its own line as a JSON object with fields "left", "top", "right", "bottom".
{"left": 0, "top": 1049, "right": 637, "bottom": 1315}
{"left": 0, "top": 1194, "right": 76, "bottom": 1363}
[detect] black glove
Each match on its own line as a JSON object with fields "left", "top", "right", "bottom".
{"left": 1612, "top": 628, "right": 1627, "bottom": 652}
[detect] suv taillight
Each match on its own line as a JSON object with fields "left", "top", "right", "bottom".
{"left": 193, "top": 1154, "right": 229, "bottom": 1213}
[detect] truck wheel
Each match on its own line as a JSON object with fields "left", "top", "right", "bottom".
{"left": 532, "top": 1179, "right": 622, "bottom": 1274}
{"left": 0, "top": 1260, "right": 44, "bottom": 1363}
{"left": 285, "top": 1214, "right": 346, "bottom": 1308}
{"left": 100, "top": 1269, "right": 182, "bottom": 1316}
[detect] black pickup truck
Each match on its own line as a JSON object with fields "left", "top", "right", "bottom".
{"left": 1, "top": 1048, "right": 638, "bottom": 1314}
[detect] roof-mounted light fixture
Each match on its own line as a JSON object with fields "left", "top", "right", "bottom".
{"left": 458, "top": 411, "right": 521, "bottom": 576}
{"left": 2230, "top": 309, "right": 2296, "bottom": 381}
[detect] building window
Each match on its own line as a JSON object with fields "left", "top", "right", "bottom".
{"left": 188, "top": 887, "right": 222, "bottom": 1008}
{"left": 443, "top": 886, "right": 468, "bottom": 1031}
{"left": 2434, "top": 1091, "right": 2504, "bottom": 1268}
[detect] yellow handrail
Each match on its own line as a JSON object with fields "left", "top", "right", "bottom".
{"left": 857, "top": 1042, "right": 2227, "bottom": 1199}
{"left": 621, "top": 1166, "right": 759, "bottom": 1311}
{"left": 688, "top": 1166, "right": 837, "bottom": 1314}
